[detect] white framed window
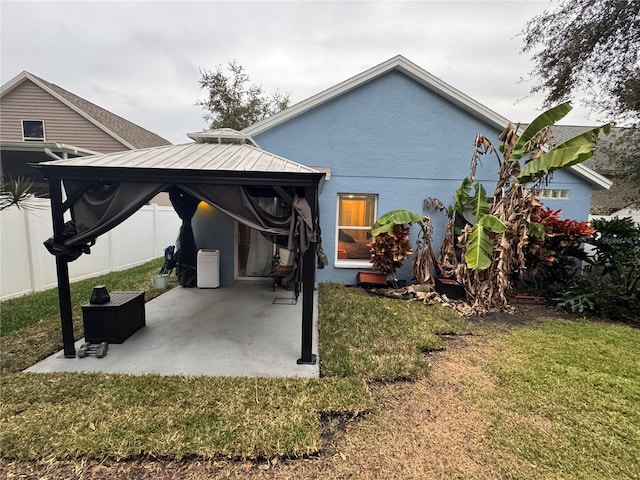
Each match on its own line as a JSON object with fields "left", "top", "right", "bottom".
{"left": 335, "top": 193, "right": 377, "bottom": 267}
{"left": 537, "top": 189, "right": 570, "bottom": 200}
{"left": 22, "top": 120, "right": 45, "bottom": 142}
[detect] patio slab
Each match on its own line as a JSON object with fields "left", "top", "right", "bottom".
{"left": 25, "top": 281, "right": 319, "bottom": 378}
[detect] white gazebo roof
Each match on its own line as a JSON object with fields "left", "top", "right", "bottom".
{"left": 39, "top": 138, "right": 318, "bottom": 175}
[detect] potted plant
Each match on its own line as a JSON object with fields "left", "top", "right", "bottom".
{"left": 368, "top": 209, "right": 422, "bottom": 289}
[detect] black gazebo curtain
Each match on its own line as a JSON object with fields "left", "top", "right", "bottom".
{"left": 45, "top": 180, "right": 319, "bottom": 287}
{"left": 45, "top": 181, "right": 166, "bottom": 261}
{"left": 169, "top": 186, "right": 199, "bottom": 287}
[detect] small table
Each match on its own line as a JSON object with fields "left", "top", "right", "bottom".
{"left": 82, "top": 291, "right": 145, "bottom": 344}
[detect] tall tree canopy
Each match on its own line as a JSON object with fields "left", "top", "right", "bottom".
{"left": 522, "top": 0, "right": 640, "bottom": 207}
{"left": 197, "top": 61, "right": 290, "bottom": 131}
{"left": 522, "top": 0, "right": 640, "bottom": 123}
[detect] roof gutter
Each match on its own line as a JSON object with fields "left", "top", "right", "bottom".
{"left": 0, "top": 141, "right": 100, "bottom": 156}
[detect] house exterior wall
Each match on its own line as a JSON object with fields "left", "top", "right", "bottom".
{"left": 251, "top": 71, "right": 595, "bottom": 285}
{"left": 192, "top": 203, "right": 236, "bottom": 286}
{"left": 532, "top": 168, "right": 593, "bottom": 222}
{"left": 0, "top": 80, "right": 129, "bottom": 153}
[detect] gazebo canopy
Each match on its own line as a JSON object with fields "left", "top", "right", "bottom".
{"left": 35, "top": 129, "right": 325, "bottom": 366}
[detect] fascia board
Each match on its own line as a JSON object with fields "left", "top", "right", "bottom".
{"left": 0, "top": 71, "right": 30, "bottom": 98}
{"left": 0, "top": 141, "right": 100, "bottom": 156}
{"left": 22, "top": 73, "right": 136, "bottom": 150}
{"left": 569, "top": 163, "right": 613, "bottom": 190}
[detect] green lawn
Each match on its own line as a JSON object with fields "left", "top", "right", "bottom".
{"left": 478, "top": 319, "right": 640, "bottom": 479}
{"left": 2, "top": 263, "right": 638, "bottom": 478}
{"left": 319, "top": 283, "right": 470, "bottom": 381}
{"left": 0, "top": 269, "right": 467, "bottom": 461}
{"left": 0, "top": 258, "right": 175, "bottom": 373}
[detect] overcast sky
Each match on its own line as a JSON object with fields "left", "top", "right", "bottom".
{"left": 1, "top": 0, "right": 600, "bottom": 145}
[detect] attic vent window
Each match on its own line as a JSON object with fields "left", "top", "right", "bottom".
{"left": 537, "top": 189, "right": 570, "bottom": 200}
{"left": 22, "top": 120, "right": 45, "bottom": 142}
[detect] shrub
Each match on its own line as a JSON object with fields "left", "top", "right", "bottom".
{"left": 369, "top": 224, "right": 413, "bottom": 288}
{"left": 553, "top": 216, "right": 640, "bottom": 323}
{"left": 524, "top": 204, "right": 595, "bottom": 295}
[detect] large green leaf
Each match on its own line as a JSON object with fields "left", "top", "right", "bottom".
{"left": 466, "top": 215, "right": 508, "bottom": 270}
{"left": 466, "top": 224, "right": 494, "bottom": 270}
{"left": 470, "top": 182, "right": 489, "bottom": 219}
{"left": 453, "top": 177, "right": 472, "bottom": 213}
{"left": 528, "top": 221, "right": 547, "bottom": 239}
{"left": 510, "top": 103, "right": 573, "bottom": 161}
{"left": 556, "top": 123, "right": 611, "bottom": 150}
{"left": 516, "top": 124, "right": 609, "bottom": 183}
{"left": 478, "top": 214, "right": 508, "bottom": 233}
{"left": 371, "top": 209, "right": 422, "bottom": 237}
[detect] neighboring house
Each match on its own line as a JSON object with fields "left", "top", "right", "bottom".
{"left": 0, "top": 71, "right": 170, "bottom": 195}
{"left": 235, "top": 55, "right": 611, "bottom": 285}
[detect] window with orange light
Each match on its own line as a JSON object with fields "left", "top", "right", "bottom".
{"left": 336, "top": 193, "right": 377, "bottom": 265}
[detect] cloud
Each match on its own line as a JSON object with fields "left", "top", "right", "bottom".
{"left": 1, "top": 0, "right": 598, "bottom": 144}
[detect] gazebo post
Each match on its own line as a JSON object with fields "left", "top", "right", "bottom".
{"left": 297, "top": 186, "right": 317, "bottom": 365}
{"left": 49, "top": 177, "right": 76, "bottom": 357}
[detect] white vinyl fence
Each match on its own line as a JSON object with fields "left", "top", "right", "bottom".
{"left": 0, "top": 198, "right": 182, "bottom": 301}
{"left": 589, "top": 208, "right": 640, "bottom": 226}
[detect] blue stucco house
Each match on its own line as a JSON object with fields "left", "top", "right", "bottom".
{"left": 196, "top": 55, "right": 611, "bottom": 286}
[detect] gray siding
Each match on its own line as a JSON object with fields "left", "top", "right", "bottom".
{"left": 0, "top": 80, "right": 129, "bottom": 153}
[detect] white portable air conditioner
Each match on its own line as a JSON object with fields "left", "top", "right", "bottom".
{"left": 197, "top": 249, "right": 220, "bottom": 288}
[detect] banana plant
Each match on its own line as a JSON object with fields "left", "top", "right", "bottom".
{"left": 370, "top": 209, "right": 423, "bottom": 288}
{"left": 449, "top": 178, "right": 508, "bottom": 270}
{"left": 516, "top": 123, "right": 611, "bottom": 183}
{"left": 371, "top": 209, "right": 423, "bottom": 236}
{"left": 456, "top": 102, "right": 608, "bottom": 271}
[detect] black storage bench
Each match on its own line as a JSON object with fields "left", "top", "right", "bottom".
{"left": 82, "top": 291, "right": 145, "bottom": 344}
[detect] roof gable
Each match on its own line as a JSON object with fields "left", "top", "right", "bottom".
{"left": 244, "top": 55, "right": 511, "bottom": 136}
{"left": 0, "top": 71, "right": 171, "bottom": 149}
{"left": 244, "top": 55, "right": 610, "bottom": 190}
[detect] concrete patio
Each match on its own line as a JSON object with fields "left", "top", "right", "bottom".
{"left": 26, "top": 281, "right": 319, "bottom": 378}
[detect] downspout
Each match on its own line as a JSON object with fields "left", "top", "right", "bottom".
{"left": 44, "top": 147, "right": 64, "bottom": 161}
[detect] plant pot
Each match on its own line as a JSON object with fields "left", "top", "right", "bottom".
{"left": 356, "top": 271, "right": 388, "bottom": 287}
{"left": 152, "top": 274, "right": 170, "bottom": 289}
{"left": 434, "top": 277, "right": 466, "bottom": 299}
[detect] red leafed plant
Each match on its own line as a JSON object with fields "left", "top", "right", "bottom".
{"left": 368, "top": 224, "right": 413, "bottom": 289}
{"left": 529, "top": 205, "right": 595, "bottom": 264}
{"left": 525, "top": 205, "right": 596, "bottom": 292}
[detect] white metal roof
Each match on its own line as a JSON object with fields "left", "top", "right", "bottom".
{"left": 187, "top": 128, "right": 258, "bottom": 146}
{"left": 39, "top": 141, "right": 320, "bottom": 174}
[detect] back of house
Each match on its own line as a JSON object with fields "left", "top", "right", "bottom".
{"left": 242, "top": 55, "right": 610, "bottom": 285}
